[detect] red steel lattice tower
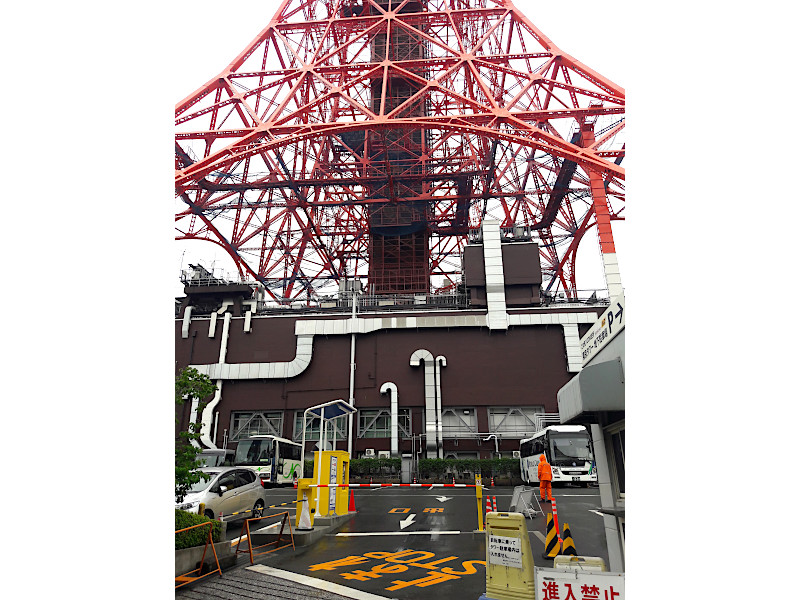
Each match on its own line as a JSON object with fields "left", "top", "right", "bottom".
{"left": 175, "top": 0, "right": 625, "bottom": 303}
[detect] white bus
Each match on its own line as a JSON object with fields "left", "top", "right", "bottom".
{"left": 233, "top": 435, "right": 303, "bottom": 487}
{"left": 519, "top": 425, "right": 596, "bottom": 486}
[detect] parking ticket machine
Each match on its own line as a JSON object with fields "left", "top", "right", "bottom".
{"left": 312, "top": 450, "right": 350, "bottom": 517}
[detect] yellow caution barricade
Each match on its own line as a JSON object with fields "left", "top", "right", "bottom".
{"left": 482, "top": 512, "right": 536, "bottom": 600}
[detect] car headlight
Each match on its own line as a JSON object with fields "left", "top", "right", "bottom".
{"left": 177, "top": 501, "right": 200, "bottom": 511}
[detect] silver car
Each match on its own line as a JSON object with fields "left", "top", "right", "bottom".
{"left": 176, "top": 467, "right": 267, "bottom": 522}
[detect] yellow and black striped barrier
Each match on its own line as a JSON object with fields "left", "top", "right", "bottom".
{"left": 542, "top": 512, "right": 561, "bottom": 559}
{"left": 561, "top": 522, "right": 577, "bottom": 556}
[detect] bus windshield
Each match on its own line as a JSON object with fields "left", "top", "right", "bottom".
{"left": 549, "top": 433, "right": 593, "bottom": 464}
{"left": 234, "top": 439, "right": 274, "bottom": 466}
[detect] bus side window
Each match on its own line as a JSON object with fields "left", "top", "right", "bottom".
{"left": 292, "top": 445, "right": 301, "bottom": 461}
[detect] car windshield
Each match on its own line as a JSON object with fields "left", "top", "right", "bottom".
{"left": 197, "top": 453, "right": 222, "bottom": 467}
{"left": 550, "top": 434, "right": 593, "bottom": 464}
{"left": 186, "top": 472, "right": 217, "bottom": 494}
{"left": 234, "top": 439, "right": 274, "bottom": 466}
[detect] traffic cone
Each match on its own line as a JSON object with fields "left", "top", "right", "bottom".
{"left": 413, "top": 476, "right": 417, "bottom": 484}
{"left": 452, "top": 475, "right": 456, "bottom": 484}
{"left": 551, "top": 498, "right": 561, "bottom": 542}
{"left": 542, "top": 513, "right": 561, "bottom": 559}
{"left": 370, "top": 476, "right": 373, "bottom": 485}
{"left": 491, "top": 475, "right": 495, "bottom": 487}
{"left": 296, "top": 496, "right": 313, "bottom": 531}
{"left": 293, "top": 479, "right": 297, "bottom": 489}
{"left": 348, "top": 489, "right": 356, "bottom": 512}
{"left": 561, "top": 522, "right": 577, "bottom": 556}
{"left": 492, "top": 496, "right": 497, "bottom": 512}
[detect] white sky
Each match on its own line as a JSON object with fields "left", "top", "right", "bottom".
{"left": 171, "top": 0, "right": 630, "bottom": 298}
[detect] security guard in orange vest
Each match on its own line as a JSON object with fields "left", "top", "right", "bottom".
{"left": 537, "top": 454, "right": 553, "bottom": 503}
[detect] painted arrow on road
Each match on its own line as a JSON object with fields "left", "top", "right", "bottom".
{"left": 435, "top": 496, "right": 452, "bottom": 503}
{"left": 399, "top": 514, "right": 416, "bottom": 529}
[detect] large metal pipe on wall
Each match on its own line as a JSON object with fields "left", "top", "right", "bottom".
{"left": 410, "top": 349, "right": 437, "bottom": 458}
{"left": 199, "top": 311, "right": 231, "bottom": 449}
{"left": 435, "top": 356, "right": 447, "bottom": 457}
{"left": 380, "top": 382, "right": 399, "bottom": 457}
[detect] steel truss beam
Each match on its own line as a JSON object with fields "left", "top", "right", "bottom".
{"left": 176, "top": 0, "right": 625, "bottom": 302}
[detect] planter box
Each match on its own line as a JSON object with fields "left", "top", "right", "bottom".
{"left": 175, "top": 540, "right": 236, "bottom": 577}
{"left": 175, "top": 520, "right": 234, "bottom": 578}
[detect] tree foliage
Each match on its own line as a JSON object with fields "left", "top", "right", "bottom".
{"left": 175, "top": 367, "right": 217, "bottom": 502}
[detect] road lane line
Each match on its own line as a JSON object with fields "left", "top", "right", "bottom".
{"left": 335, "top": 531, "right": 462, "bottom": 537}
{"left": 246, "top": 565, "right": 390, "bottom": 600}
{"left": 532, "top": 531, "right": 546, "bottom": 545}
{"left": 589, "top": 510, "right": 605, "bottom": 517}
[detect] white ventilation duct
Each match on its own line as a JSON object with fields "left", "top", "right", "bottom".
{"left": 410, "top": 349, "right": 437, "bottom": 458}
{"left": 380, "top": 382, "right": 399, "bottom": 457}
{"left": 435, "top": 356, "right": 447, "bottom": 457}
{"left": 199, "top": 311, "right": 231, "bottom": 449}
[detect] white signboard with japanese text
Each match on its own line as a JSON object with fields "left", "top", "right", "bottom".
{"left": 580, "top": 293, "right": 624, "bottom": 366}
{"left": 535, "top": 567, "right": 624, "bottom": 600}
{"left": 329, "top": 456, "right": 338, "bottom": 512}
{"left": 487, "top": 535, "right": 523, "bottom": 568}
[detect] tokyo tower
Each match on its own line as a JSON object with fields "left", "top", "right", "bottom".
{"left": 175, "top": 0, "right": 625, "bottom": 303}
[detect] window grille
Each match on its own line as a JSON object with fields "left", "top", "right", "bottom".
{"left": 488, "top": 406, "right": 545, "bottom": 437}
{"left": 293, "top": 411, "right": 348, "bottom": 441}
{"left": 358, "top": 408, "right": 411, "bottom": 438}
{"left": 441, "top": 408, "right": 477, "bottom": 438}
{"left": 230, "top": 411, "right": 284, "bottom": 441}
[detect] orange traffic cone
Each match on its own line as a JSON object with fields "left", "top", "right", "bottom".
{"left": 348, "top": 489, "right": 356, "bottom": 512}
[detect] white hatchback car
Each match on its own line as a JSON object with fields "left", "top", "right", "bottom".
{"left": 176, "top": 467, "right": 267, "bottom": 522}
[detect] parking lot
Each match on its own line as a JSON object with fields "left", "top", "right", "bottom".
{"left": 196, "top": 484, "right": 608, "bottom": 599}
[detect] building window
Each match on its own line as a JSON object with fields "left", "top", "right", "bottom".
{"left": 488, "top": 406, "right": 544, "bottom": 438}
{"left": 358, "top": 409, "right": 411, "bottom": 438}
{"left": 294, "top": 411, "right": 348, "bottom": 442}
{"left": 230, "top": 411, "right": 283, "bottom": 441}
{"left": 441, "top": 408, "right": 477, "bottom": 438}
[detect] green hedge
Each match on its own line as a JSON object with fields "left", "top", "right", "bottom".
{"left": 175, "top": 509, "right": 222, "bottom": 550}
{"left": 417, "top": 458, "right": 520, "bottom": 478}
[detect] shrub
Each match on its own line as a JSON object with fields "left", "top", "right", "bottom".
{"left": 175, "top": 509, "right": 222, "bottom": 550}
{"left": 349, "top": 458, "right": 400, "bottom": 477}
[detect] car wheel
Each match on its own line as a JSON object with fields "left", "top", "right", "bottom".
{"left": 253, "top": 500, "right": 265, "bottom": 519}
{"left": 204, "top": 509, "right": 215, "bottom": 521}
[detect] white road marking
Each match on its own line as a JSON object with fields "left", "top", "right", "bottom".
{"left": 532, "top": 531, "right": 546, "bottom": 545}
{"left": 589, "top": 510, "right": 605, "bottom": 517}
{"left": 335, "top": 531, "right": 461, "bottom": 537}
{"left": 247, "top": 565, "right": 390, "bottom": 600}
{"left": 556, "top": 494, "right": 601, "bottom": 497}
{"left": 435, "top": 495, "right": 452, "bottom": 502}
{"left": 229, "top": 534, "right": 248, "bottom": 547}
{"left": 399, "top": 513, "right": 416, "bottom": 529}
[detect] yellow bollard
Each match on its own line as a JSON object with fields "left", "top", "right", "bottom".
{"left": 475, "top": 473, "right": 484, "bottom": 532}
{"left": 198, "top": 502, "right": 205, "bottom": 516}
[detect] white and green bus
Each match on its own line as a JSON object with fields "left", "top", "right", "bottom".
{"left": 519, "top": 425, "right": 596, "bottom": 486}
{"left": 234, "top": 435, "right": 303, "bottom": 487}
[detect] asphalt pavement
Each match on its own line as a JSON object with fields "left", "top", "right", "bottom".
{"left": 178, "top": 484, "right": 607, "bottom": 599}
